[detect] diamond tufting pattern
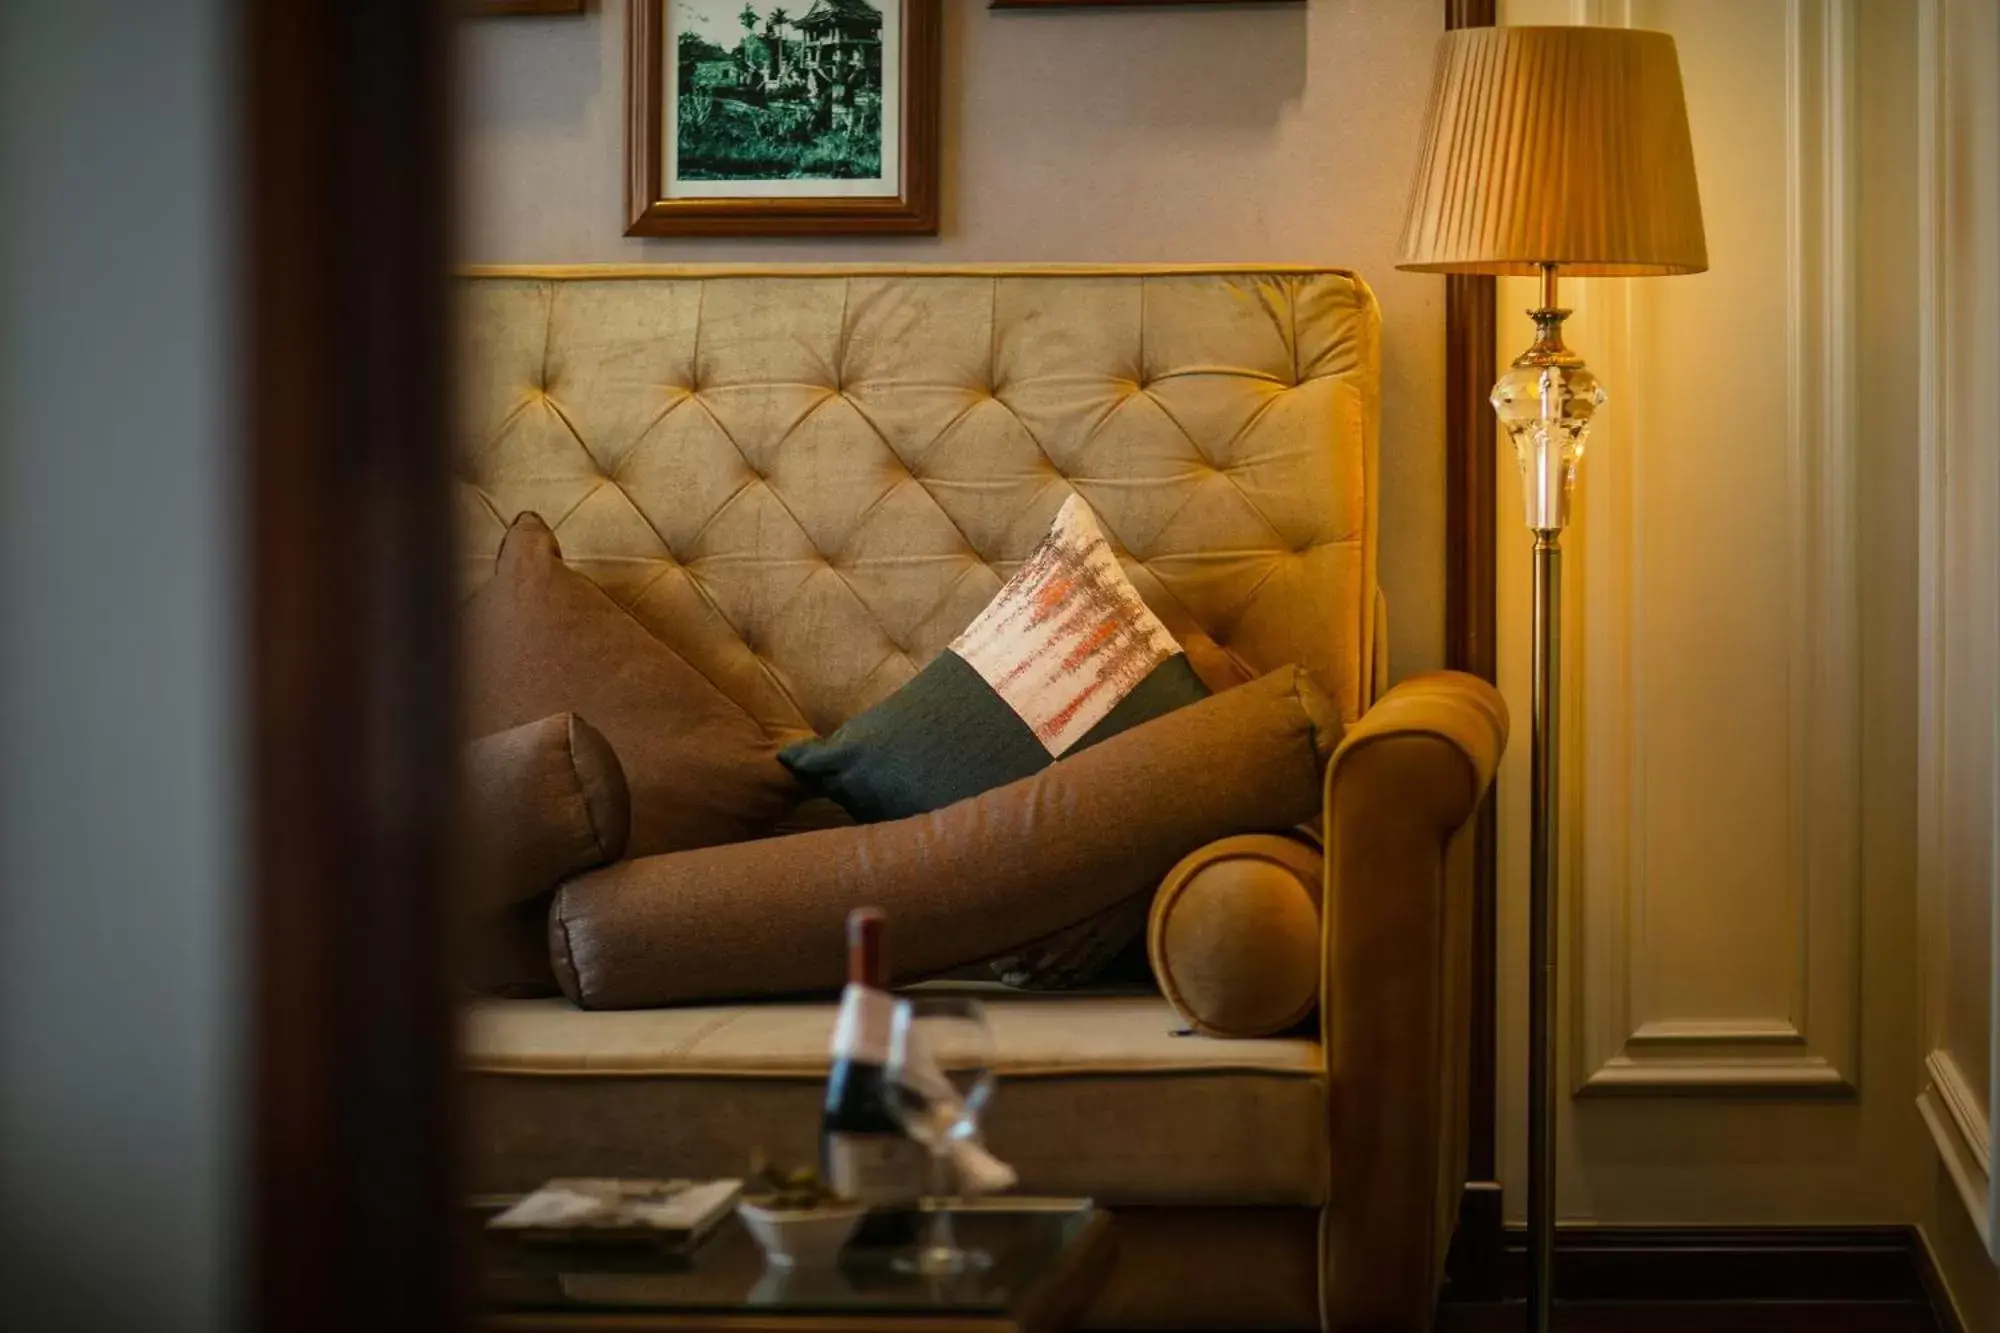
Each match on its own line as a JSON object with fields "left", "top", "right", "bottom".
{"left": 458, "top": 267, "right": 1381, "bottom": 742}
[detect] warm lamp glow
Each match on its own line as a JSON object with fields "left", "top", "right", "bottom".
{"left": 1394, "top": 24, "right": 1710, "bottom": 1333}
{"left": 1397, "top": 25, "right": 1708, "bottom": 277}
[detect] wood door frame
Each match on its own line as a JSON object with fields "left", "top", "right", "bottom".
{"left": 1441, "top": 0, "right": 1503, "bottom": 1297}
{"left": 244, "top": 2, "right": 461, "bottom": 1332}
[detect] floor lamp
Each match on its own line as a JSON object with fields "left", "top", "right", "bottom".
{"left": 1395, "top": 25, "right": 1708, "bottom": 1333}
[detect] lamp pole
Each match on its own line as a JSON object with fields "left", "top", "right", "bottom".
{"left": 1527, "top": 523, "right": 1560, "bottom": 1333}
{"left": 1494, "top": 261, "right": 1597, "bottom": 1333}
{"left": 1395, "top": 27, "right": 1710, "bottom": 1331}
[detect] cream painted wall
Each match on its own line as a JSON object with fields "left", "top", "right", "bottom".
{"left": 1492, "top": 0, "right": 1928, "bottom": 1226}
{"left": 1489, "top": 1, "right": 2000, "bottom": 1322}
{"left": 464, "top": 2, "right": 2000, "bottom": 1315}
{"left": 458, "top": 0, "right": 1449, "bottom": 682}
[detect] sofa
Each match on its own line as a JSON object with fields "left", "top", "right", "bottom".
{"left": 456, "top": 265, "right": 1506, "bottom": 1331}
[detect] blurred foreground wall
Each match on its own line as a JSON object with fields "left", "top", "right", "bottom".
{"left": 0, "top": 2, "right": 240, "bottom": 1330}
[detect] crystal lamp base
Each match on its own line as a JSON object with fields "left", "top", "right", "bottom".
{"left": 1491, "top": 305, "right": 1604, "bottom": 533}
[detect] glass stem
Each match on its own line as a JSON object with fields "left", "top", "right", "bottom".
{"left": 927, "top": 1146, "right": 955, "bottom": 1257}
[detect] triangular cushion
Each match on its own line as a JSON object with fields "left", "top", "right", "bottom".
{"left": 464, "top": 513, "right": 799, "bottom": 857}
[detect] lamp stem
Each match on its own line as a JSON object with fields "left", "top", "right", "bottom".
{"left": 1527, "top": 530, "right": 1561, "bottom": 1333}
{"left": 1494, "top": 259, "right": 1598, "bottom": 1333}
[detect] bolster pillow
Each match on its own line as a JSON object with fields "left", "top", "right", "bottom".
{"left": 549, "top": 667, "right": 1337, "bottom": 1010}
{"left": 1148, "top": 832, "right": 1325, "bottom": 1038}
{"left": 464, "top": 712, "right": 630, "bottom": 996}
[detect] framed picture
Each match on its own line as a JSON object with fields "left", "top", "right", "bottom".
{"left": 990, "top": 1, "right": 1292, "bottom": 6}
{"left": 627, "top": 0, "right": 941, "bottom": 236}
{"left": 468, "top": 0, "right": 586, "bottom": 14}
{"left": 992, "top": 0, "right": 1288, "bottom": 6}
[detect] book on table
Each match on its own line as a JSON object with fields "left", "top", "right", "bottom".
{"left": 487, "top": 1178, "right": 743, "bottom": 1250}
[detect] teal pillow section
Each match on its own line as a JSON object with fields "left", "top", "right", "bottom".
{"left": 779, "top": 650, "right": 1210, "bottom": 823}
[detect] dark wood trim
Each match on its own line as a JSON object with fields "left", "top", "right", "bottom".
{"left": 245, "top": 1, "right": 460, "bottom": 1332}
{"left": 1441, "top": 0, "right": 1503, "bottom": 1299}
{"left": 1444, "top": 264, "right": 1499, "bottom": 685}
{"left": 989, "top": 1, "right": 1298, "bottom": 8}
{"left": 1443, "top": 1, "right": 1496, "bottom": 37}
{"left": 466, "top": 0, "right": 587, "bottom": 15}
{"left": 1446, "top": 1182, "right": 1505, "bottom": 1299}
{"left": 626, "top": 0, "right": 663, "bottom": 234}
{"left": 1444, "top": 1226, "right": 1956, "bottom": 1321}
{"left": 625, "top": 0, "right": 942, "bottom": 237}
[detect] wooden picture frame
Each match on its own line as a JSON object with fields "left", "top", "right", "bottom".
{"left": 468, "top": 0, "right": 587, "bottom": 15}
{"left": 989, "top": 1, "right": 1295, "bottom": 8}
{"left": 627, "top": 0, "right": 941, "bottom": 236}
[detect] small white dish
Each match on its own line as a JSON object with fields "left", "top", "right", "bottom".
{"left": 737, "top": 1199, "right": 866, "bottom": 1269}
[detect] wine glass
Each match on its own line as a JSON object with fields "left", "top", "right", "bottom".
{"left": 883, "top": 996, "right": 996, "bottom": 1276}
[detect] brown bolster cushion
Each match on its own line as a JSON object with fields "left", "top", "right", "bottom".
{"left": 1148, "top": 832, "right": 1325, "bottom": 1038}
{"left": 465, "top": 712, "right": 630, "bottom": 996}
{"left": 549, "top": 667, "right": 1337, "bottom": 1010}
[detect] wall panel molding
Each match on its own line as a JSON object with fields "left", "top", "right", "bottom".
{"left": 1920, "top": 1050, "right": 1993, "bottom": 1248}
{"left": 1569, "top": 0, "right": 1862, "bottom": 1097}
{"left": 1914, "top": 0, "right": 2000, "bottom": 1262}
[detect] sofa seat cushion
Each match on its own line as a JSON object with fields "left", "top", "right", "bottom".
{"left": 464, "top": 991, "right": 1328, "bottom": 1207}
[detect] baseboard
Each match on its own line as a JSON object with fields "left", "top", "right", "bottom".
{"left": 1440, "top": 1223, "right": 1960, "bottom": 1329}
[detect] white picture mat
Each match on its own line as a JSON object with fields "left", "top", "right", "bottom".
{"left": 664, "top": 0, "right": 901, "bottom": 200}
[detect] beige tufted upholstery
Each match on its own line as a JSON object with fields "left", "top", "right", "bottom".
{"left": 457, "top": 266, "right": 1383, "bottom": 741}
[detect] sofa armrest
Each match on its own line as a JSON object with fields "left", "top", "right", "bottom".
{"left": 1318, "top": 671, "right": 1508, "bottom": 1333}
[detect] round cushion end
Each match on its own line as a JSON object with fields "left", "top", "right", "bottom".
{"left": 1148, "top": 833, "right": 1323, "bottom": 1039}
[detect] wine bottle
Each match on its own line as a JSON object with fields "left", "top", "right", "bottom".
{"left": 821, "top": 907, "right": 922, "bottom": 1247}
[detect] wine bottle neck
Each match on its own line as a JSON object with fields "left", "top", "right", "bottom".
{"left": 846, "top": 908, "right": 886, "bottom": 987}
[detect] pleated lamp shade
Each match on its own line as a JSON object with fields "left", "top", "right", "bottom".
{"left": 1397, "top": 26, "right": 1707, "bottom": 276}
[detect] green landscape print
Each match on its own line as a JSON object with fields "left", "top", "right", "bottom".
{"left": 673, "top": 0, "right": 888, "bottom": 184}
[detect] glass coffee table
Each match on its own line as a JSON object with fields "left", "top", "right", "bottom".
{"left": 477, "top": 1198, "right": 1115, "bottom": 1333}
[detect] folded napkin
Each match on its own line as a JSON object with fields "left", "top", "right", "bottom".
{"left": 900, "top": 1029, "right": 1018, "bottom": 1197}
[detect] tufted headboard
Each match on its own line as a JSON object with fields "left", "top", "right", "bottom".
{"left": 458, "top": 265, "right": 1383, "bottom": 741}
